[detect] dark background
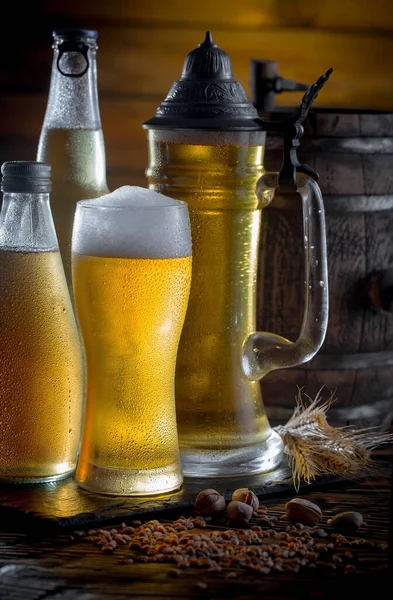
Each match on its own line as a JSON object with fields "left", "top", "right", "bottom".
{"left": 1, "top": 0, "right": 393, "bottom": 190}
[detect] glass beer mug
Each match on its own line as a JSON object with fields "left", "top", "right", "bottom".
{"left": 143, "top": 33, "right": 329, "bottom": 478}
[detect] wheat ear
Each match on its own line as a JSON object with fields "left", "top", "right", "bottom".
{"left": 275, "top": 388, "right": 393, "bottom": 490}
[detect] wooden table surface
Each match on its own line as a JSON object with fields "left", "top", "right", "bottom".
{"left": 0, "top": 449, "right": 392, "bottom": 600}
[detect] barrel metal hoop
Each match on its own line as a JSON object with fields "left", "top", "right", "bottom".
{"left": 267, "top": 137, "right": 393, "bottom": 154}
{"left": 268, "top": 398, "right": 393, "bottom": 425}
{"left": 301, "top": 349, "right": 393, "bottom": 370}
{"left": 267, "top": 194, "right": 393, "bottom": 212}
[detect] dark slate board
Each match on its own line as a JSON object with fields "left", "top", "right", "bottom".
{"left": 0, "top": 460, "right": 351, "bottom": 534}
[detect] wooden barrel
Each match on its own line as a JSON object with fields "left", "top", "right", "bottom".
{"left": 259, "top": 109, "right": 393, "bottom": 431}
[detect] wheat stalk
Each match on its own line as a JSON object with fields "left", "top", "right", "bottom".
{"left": 275, "top": 388, "right": 393, "bottom": 490}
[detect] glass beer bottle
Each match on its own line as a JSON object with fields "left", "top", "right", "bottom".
{"left": 37, "top": 28, "right": 109, "bottom": 289}
{"left": 0, "top": 161, "right": 84, "bottom": 482}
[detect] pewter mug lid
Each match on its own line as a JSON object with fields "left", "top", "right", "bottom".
{"left": 143, "top": 31, "right": 261, "bottom": 131}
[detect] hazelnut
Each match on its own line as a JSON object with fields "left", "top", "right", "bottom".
{"left": 328, "top": 511, "right": 363, "bottom": 534}
{"left": 231, "top": 487, "right": 259, "bottom": 513}
{"left": 195, "top": 489, "right": 226, "bottom": 516}
{"left": 226, "top": 500, "right": 253, "bottom": 523}
{"left": 285, "top": 498, "right": 322, "bottom": 525}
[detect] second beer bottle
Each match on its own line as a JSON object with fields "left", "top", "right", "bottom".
{"left": 0, "top": 162, "right": 84, "bottom": 482}
{"left": 37, "top": 28, "right": 109, "bottom": 289}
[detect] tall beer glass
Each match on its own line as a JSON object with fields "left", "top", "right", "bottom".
{"left": 72, "top": 186, "right": 192, "bottom": 496}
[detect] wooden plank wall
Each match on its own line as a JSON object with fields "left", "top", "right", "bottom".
{"left": 1, "top": 0, "right": 393, "bottom": 189}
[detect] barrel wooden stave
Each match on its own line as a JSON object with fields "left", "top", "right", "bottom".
{"left": 259, "top": 109, "right": 393, "bottom": 431}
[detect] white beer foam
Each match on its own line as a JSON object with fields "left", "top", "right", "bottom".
{"left": 72, "top": 186, "right": 192, "bottom": 259}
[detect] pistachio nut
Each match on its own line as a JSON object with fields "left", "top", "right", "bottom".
{"left": 328, "top": 511, "right": 363, "bottom": 533}
{"left": 195, "top": 489, "right": 227, "bottom": 516}
{"left": 227, "top": 500, "right": 254, "bottom": 523}
{"left": 231, "top": 488, "right": 259, "bottom": 513}
{"left": 285, "top": 497, "right": 322, "bottom": 525}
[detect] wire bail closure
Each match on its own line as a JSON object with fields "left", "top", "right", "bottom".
{"left": 56, "top": 41, "right": 90, "bottom": 78}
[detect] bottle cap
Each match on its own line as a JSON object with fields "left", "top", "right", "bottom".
{"left": 1, "top": 162, "right": 52, "bottom": 193}
{"left": 53, "top": 29, "right": 98, "bottom": 77}
{"left": 53, "top": 28, "right": 98, "bottom": 41}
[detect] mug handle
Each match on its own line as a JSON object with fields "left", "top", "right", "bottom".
{"left": 242, "top": 176, "right": 329, "bottom": 381}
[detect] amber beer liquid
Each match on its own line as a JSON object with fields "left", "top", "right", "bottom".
{"left": 73, "top": 255, "right": 191, "bottom": 477}
{"left": 146, "top": 130, "right": 271, "bottom": 464}
{"left": 72, "top": 188, "right": 192, "bottom": 495}
{"left": 0, "top": 249, "right": 84, "bottom": 479}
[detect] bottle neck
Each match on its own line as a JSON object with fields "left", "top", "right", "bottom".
{"left": 38, "top": 37, "right": 108, "bottom": 193}
{"left": 0, "top": 192, "right": 58, "bottom": 251}
{"left": 42, "top": 40, "right": 102, "bottom": 130}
